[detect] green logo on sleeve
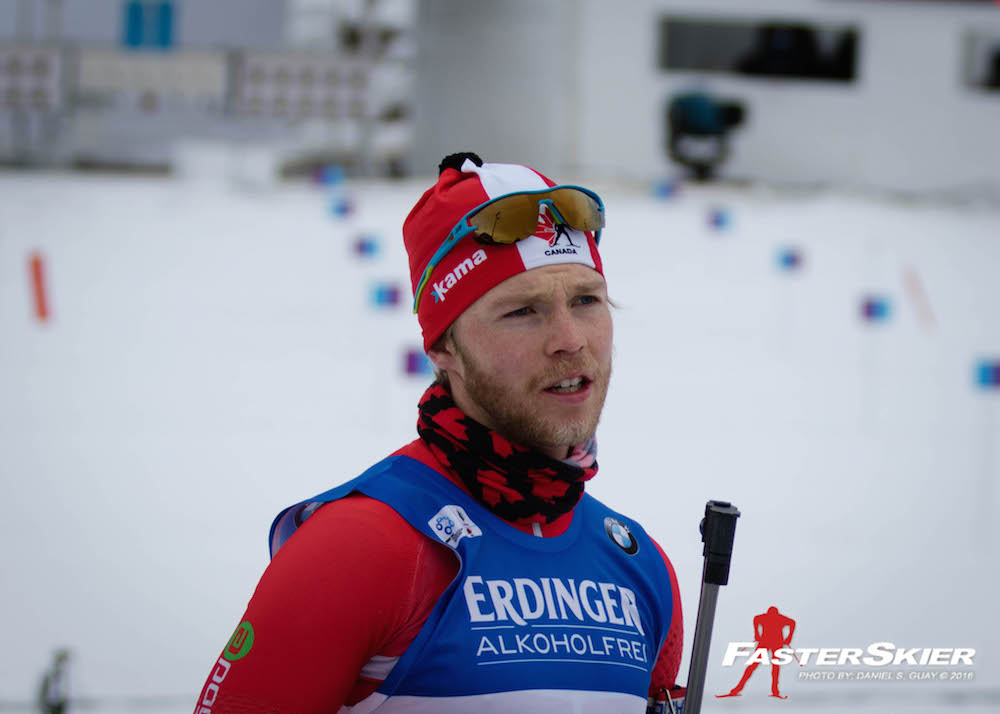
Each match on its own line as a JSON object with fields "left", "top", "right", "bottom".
{"left": 223, "top": 621, "right": 254, "bottom": 661}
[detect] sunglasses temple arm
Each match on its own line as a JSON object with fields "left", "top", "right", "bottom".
{"left": 412, "top": 221, "right": 480, "bottom": 313}
{"left": 413, "top": 266, "right": 433, "bottom": 313}
{"left": 540, "top": 199, "right": 569, "bottom": 226}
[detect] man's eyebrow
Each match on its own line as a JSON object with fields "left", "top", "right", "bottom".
{"left": 492, "top": 281, "right": 606, "bottom": 307}
{"left": 575, "top": 279, "right": 607, "bottom": 294}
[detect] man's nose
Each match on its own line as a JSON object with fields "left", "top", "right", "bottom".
{"left": 544, "top": 306, "right": 586, "bottom": 356}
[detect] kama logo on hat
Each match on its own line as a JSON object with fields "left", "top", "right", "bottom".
{"left": 604, "top": 516, "right": 639, "bottom": 555}
{"left": 432, "top": 249, "right": 488, "bottom": 304}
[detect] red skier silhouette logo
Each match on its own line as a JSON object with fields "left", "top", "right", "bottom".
{"left": 717, "top": 607, "right": 796, "bottom": 699}
{"left": 534, "top": 206, "right": 580, "bottom": 248}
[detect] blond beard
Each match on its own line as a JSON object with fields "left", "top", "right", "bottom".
{"left": 455, "top": 341, "right": 612, "bottom": 452}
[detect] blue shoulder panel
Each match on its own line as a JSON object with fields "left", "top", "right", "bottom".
{"left": 271, "top": 455, "right": 397, "bottom": 558}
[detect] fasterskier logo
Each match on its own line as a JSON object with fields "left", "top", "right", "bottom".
{"left": 604, "top": 517, "right": 639, "bottom": 555}
{"left": 428, "top": 505, "right": 482, "bottom": 548}
{"left": 431, "top": 249, "right": 487, "bottom": 304}
{"left": 715, "top": 606, "right": 977, "bottom": 700}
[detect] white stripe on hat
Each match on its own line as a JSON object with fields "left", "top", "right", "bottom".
{"left": 515, "top": 228, "right": 596, "bottom": 271}
{"left": 460, "top": 158, "right": 597, "bottom": 274}
{"left": 460, "top": 159, "right": 549, "bottom": 199}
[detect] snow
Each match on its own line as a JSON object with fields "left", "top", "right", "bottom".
{"left": 1, "top": 170, "right": 997, "bottom": 711}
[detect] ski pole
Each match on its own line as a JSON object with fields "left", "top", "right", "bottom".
{"left": 684, "top": 500, "right": 740, "bottom": 714}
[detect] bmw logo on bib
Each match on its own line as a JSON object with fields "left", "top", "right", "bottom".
{"left": 604, "top": 517, "right": 639, "bottom": 555}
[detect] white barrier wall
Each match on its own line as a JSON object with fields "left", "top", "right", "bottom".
{"left": 414, "top": 0, "right": 1000, "bottom": 193}
{"left": 412, "top": 0, "right": 570, "bottom": 174}
{"left": 579, "top": 0, "right": 1000, "bottom": 192}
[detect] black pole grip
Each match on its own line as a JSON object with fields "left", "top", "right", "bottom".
{"left": 700, "top": 500, "right": 741, "bottom": 586}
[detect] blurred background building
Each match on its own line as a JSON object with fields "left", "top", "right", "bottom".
{"left": 2, "top": 0, "right": 999, "bottom": 191}
{"left": 0, "top": 0, "right": 416, "bottom": 176}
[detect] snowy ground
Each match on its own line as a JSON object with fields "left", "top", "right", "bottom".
{"left": 1, "top": 169, "right": 998, "bottom": 712}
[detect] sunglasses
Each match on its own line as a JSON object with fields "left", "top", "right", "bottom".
{"left": 412, "top": 185, "right": 605, "bottom": 313}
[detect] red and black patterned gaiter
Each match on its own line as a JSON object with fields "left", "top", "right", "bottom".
{"left": 416, "top": 383, "right": 598, "bottom": 524}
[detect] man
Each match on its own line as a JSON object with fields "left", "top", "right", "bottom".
{"left": 194, "top": 153, "right": 685, "bottom": 713}
{"left": 37, "top": 649, "right": 70, "bottom": 714}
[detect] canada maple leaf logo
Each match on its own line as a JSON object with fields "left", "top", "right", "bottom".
{"left": 532, "top": 205, "right": 580, "bottom": 248}
{"left": 534, "top": 206, "right": 559, "bottom": 245}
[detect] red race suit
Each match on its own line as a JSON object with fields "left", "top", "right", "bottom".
{"left": 194, "top": 439, "right": 684, "bottom": 712}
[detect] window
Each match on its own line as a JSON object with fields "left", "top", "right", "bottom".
{"left": 122, "top": 1, "right": 175, "bottom": 50}
{"left": 659, "top": 17, "right": 859, "bottom": 83}
{"left": 963, "top": 31, "right": 1000, "bottom": 91}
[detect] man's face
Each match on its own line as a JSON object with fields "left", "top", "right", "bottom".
{"left": 430, "top": 264, "right": 613, "bottom": 458}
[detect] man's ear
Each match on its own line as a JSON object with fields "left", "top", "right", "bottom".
{"left": 427, "top": 330, "right": 461, "bottom": 377}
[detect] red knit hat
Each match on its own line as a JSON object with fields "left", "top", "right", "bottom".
{"left": 404, "top": 153, "right": 605, "bottom": 351}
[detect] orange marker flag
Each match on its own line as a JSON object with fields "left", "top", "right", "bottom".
{"left": 30, "top": 252, "right": 49, "bottom": 322}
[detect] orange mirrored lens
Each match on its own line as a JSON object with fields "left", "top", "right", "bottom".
{"left": 468, "top": 189, "right": 603, "bottom": 244}
{"left": 547, "top": 188, "right": 605, "bottom": 231}
{"left": 468, "top": 193, "right": 543, "bottom": 244}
